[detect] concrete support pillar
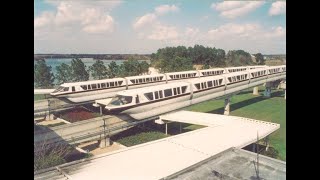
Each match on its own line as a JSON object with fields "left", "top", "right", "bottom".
{"left": 100, "top": 106, "right": 103, "bottom": 115}
{"left": 252, "top": 143, "right": 256, "bottom": 153}
{"left": 253, "top": 87, "right": 259, "bottom": 95}
{"left": 99, "top": 137, "right": 111, "bottom": 148}
{"left": 264, "top": 82, "right": 272, "bottom": 97}
{"left": 224, "top": 97, "right": 230, "bottom": 115}
{"left": 165, "top": 123, "right": 168, "bottom": 135}
{"left": 45, "top": 113, "right": 54, "bottom": 120}
{"left": 265, "top": 136, "right": 269, "bottom": 151}
{"left": 284, "top": 89, "right": 286, "bottom": 100}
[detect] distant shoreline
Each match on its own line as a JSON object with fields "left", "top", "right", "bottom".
{"left": 34, "top": 54, "right": 151, "bottom": 61}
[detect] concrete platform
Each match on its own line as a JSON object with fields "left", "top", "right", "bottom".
{"left": 34, "top": 111, "right": 280, "bottom": 180}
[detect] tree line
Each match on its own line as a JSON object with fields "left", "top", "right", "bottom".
{"left": 151, "top": 45, "right": 265, "bottom": 73}
{"left": 34, "top": 58, "right": 150, "bottom": 88}
{"left": 34, "top": 45, "right": 265, "bottom": 88}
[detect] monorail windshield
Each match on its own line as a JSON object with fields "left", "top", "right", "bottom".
{"left": 52, "top": 86, "right": 69, "bottom": 93}
{"left": 109, "top": 95, "right": 133, "bottom": 106}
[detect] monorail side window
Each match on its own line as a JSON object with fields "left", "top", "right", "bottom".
{"left": 213, "top": 80, "right": 216, "bottom": 86}
{"left": 72, "top": 86, "right": 75, "bottom": 92}
{"left": 101, "top": 83, "right": 106, "bottom": 88}
{"left": 177, "top": 87, "right": 181, "bottom": 94}
{"left": 173, "top": 88, "right": 177, "bottom": 95}
{"left": 164, "top": 89, "right": 173, "bottom": 97}
{"left": 92, "top": 84, "right": 97, "bottom": 89}
{"left": 136, "top": 95, "right": 140, "bottom": 103}
{"left": 208, "top": 81, "right": 213, "bottom": 87}
{"left": 118, "top": 81, "right": 123, "bottom": 86}
{"left": 145, "top": 92, "right": 154, "bottom": 100}
{"left": 159, "top": 90, "right": 163, "bottom": 98}
{"left": 97, "top": 84, "right": 100, "bottom": 89}
{"left": 81, "top": 85, "right": 87, "bottom": 90}
{"left": 110, "top": 82, "right": 114, "bottom": 87}
{"left": 195, "top": 83, "right": 201, "bottom": 90}
{"left": 182, "top": 74, "right": 185, "bottom": 78}
{"left": 106, "top": 83, "right": 109, "bottom": 87}
{"left": 181, "top": 86, "right": 187, "bottom": 93}
{"left": 88, "top": 85, "right": 91, "bottom": 90}
{"left": 153, "top": 77, "right": 156, "bottom": 81}
{"left": 139, "top": 79, "right": 143, "bottom": 83}
{"left": 160, "top": 76, "right": 164, "bottom": 80}
{"left": 219, "top": 79, "right": 223, "bottom": 85}
{"left": 130, "top": 80, "right": 135, "bottom": 84}
{"left": 154, "top": 91, "right": 159, "bottom": 99}
{"left": 115, "top": 82, "right": 118, "bottom": 86}
{"left": 228, "top": 77, "right": 232, "bottom": 83}
{"left": 169, "top": 75, "right": 173, "bottom": 79}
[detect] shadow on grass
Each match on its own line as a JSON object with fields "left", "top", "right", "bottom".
{"left": 208, "top": 91, "right": 284, "bottom": 114}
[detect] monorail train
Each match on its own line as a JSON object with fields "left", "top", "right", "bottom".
{"left": 104, "top": 65, "right": 286, "bottom": 120}
{"left": 50, "top": 65, "right": 276, "bottom": 103}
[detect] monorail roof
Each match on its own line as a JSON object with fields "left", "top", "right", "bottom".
{"left": 62, "top": 78, "right": 125, "bottom": 86}
{"left": 124, "top": 74, "right": 165, "bottom": 79}
{"left": 165, "top": 70, "right": 198, "bottom": 75}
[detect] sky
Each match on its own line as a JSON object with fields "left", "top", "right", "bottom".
{"left": 34, "top": 0, "right": 286, "bottom": 55}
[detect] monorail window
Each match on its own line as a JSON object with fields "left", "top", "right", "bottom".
{"left": 136, "top": 96, "right": 140, "bottom": 103}
{"left": 92, "top": 84, "right": 97, "bottom": 89}
{"left": 153, "top": 77, "right": 156, "bottom": 81}
{"left": 81, "top": 85, "right": 87, "bottom": 90}
{"left": 188, "top": 74, "right": 191, "bottom": 77}
{"left": 208, "top": 81, "right": 213, "bottom": 87}
{"left": 245, "top": 75, "right": 248, "bottom": 79}
{"left": 181, "top": 86, "right": 187, "bottom": 93}
{"left": 110, "top": 95, "right": 132, "bottom": 106}
{"left": 146, "top": 78, "right": 149, "bottom": 82}
{"left": 169, "top": 75, "right": 173, "bottom": 79}
{"left": 97, "top": 84, "right": 100, "bottom": 89}
{"left": 195, "top": 83, "right": 201, "bottom": 90}
{"left": 130, "top": 80, "right": 135, "bottom": 84}
{"left": 219, "top": 79, "right": 223, "bottom": 85}
{"left": 177, "top": 87, "right": 181, "bottom": 94}
{"left": 88, "top": 85, "right": 91, "bottom": 90}
{"left": 182, "top": 74, "right": 185, "bottom": 78}
{"left": 118, "top": 81, "right": 123, "bottom": 86}
{"left": 106, "top": 83, "right": 109, "bottom": 87}
{"left": 101, "top": 83, "right": 106, "bottom": 88}
{"left": 155, "top": 91, "right": 159, "bottom": 99}
{"left": 139, "top": 79, "right": 143, "bottom": 83}
{"left": 173, "top": 88, "right": 177, "bottom": 95}
{"left": 115, "top": 82, "right": 118, "bottom": 86}
{"left": 159, "top": 90, "right": 163, "bottom": 98}
{"left": 72, "top": 86, "right": 75, "bottom": 92}
{"left": 228, "top": 77, "right": 232, "bottom": 83}
{"left": 145, "top": 92, "right": 154, "bottom": 100}
{"left": 160, "top": 76, "right": 164, "bottom": 80}
{"left": 110, "top": 82, "right": 114, "bottom": 87}
{"left": 164, "top": 89, "right": 173, "bottom": 97}
{"left": 213, "top": 81, "right": 216, "bottom": 86}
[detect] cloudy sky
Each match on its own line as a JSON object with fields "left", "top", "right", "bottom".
{"left": 34, "top": 0, "right": 286, "bottom": 54}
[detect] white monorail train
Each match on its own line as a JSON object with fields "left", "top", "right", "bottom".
{"left": 104, "top": 65, "right": 286, "bottom": 120}
{"left": 50, "top": 65, "right": 270, "bottom": 103}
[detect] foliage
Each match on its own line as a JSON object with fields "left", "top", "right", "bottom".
{"left": 55, "top": 63, "right": 72, "bottom": 84}
{"left": 151, "top": 45, "right": 226, "bottom": 69}
{"left": 106, "top": 61, "right": 120, "bottom": 78}
{"left": 34, "top": 143, "right": 71, "bottom": 171}
{"left": 155, "top": 56, "right": 194, "bottom": 73}
{"left": 89, "top": 59, "right": 107, "bottom": 80}
{"left": 34, "top": 59, "right": 55, "bottom": 88}
{"left": 254, "top": 53, "right": 265, "bottom": 65}
{"left": 70, "top": 58, "right": 89, "bottom": 82}
{"left": 118, "top": 58, "right": 150, "bottom": 77}
{"left": 116, "top": 131, "right": 169, "bottom": 147}
{"left": 226, "top": 50, "right": 253, "bottom": 66}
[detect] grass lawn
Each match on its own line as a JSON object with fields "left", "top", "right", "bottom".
{"left": 185, "top": 86, "right": 286, "bottom": 161}
{"left": 34, "top": 94, "right": 47, "bottom": 101}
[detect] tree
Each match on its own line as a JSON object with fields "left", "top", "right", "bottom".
{"left": 55, "top": 63, "right": 72, "bottom": 84}
{"left": 89, "top": 60, "right": 107, "bottom": 80}
{"left": 70, "top": 58, "right": 89, "bottom": 82}
{"left": 138, "top": 61, "right": 150, "bottom": 75}
{"left": 106, "top": 61, "right": 120, "bottom": 78}
{"left": 254, "top": 53, "right": 265, "bottom": 65}
{"left": 34, "top": 59, "right": 55, "bottom": 88}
